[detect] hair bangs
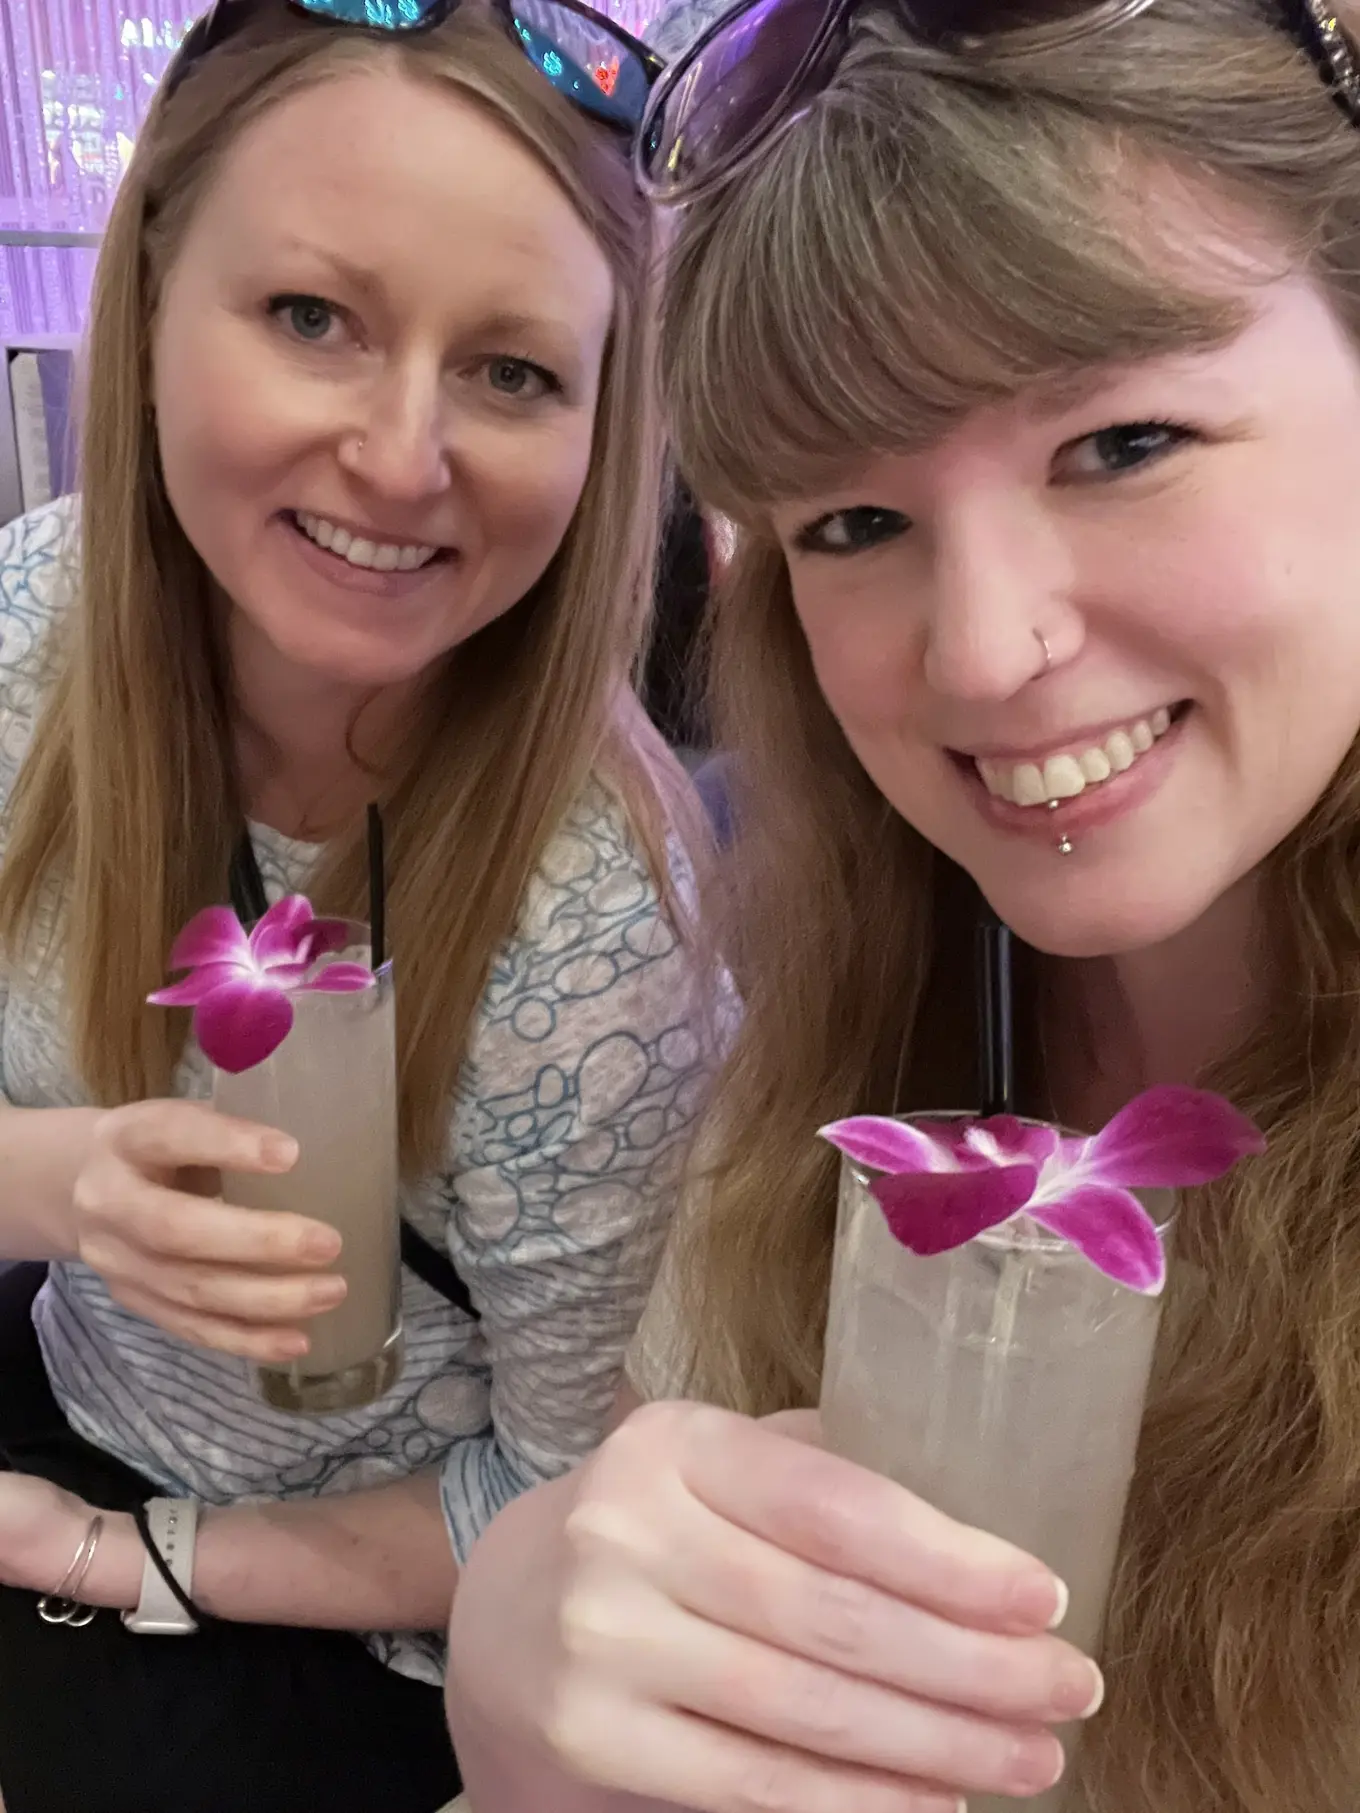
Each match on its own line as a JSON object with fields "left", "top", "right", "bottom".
{"left": 661, "top": 45, "right": 1248, "bottom": 517}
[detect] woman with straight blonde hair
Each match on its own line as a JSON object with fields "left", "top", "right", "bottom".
{"left": 441, "top": 0, "right": 1360, "bottom": 1809}
{"left": 0, "top": 2, "right": 713, "bottom": 1809}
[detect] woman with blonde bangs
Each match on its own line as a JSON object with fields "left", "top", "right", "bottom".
{"left": 0, "top": 2, "right": 713, "bottom": 1808}
{"left": 441, "top": 1, "right": 1360, "bottom": 1809}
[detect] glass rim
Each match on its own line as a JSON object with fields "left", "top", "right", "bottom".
{"left": 300, "top": 918, "right": 393, "bottom": 987}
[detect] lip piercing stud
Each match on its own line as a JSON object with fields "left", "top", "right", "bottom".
{"left": 1035, "top": 630, "right": 1052, "bottom": 676}
{"left": 1057, "top": 833, "right": 1074, "bottom": 855}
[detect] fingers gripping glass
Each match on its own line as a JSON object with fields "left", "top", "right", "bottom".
{"left": 635, "top": 0, "right": 1360, "bottom": 201}
{"left": 166, "top": 0, "right": 664, "bottom": 133}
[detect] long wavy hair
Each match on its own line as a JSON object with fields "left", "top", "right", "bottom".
{"left": 657, "top": 1, "right": 1360, "bottom": 1805}
{"left": 0, "top": 4, "right": 682, "bottom": 1173}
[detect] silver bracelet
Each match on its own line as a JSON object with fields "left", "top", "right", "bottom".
{"left": 37, "top": 1513, "right": 103, "bottom": 1627}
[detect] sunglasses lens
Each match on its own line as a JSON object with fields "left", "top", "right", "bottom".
{"left": 293, "top": 0, "right": 446, "bottom": 23}
{"left": 641, "top": 0, "right": 832, "bottom": 196}
{"left": 510, "top": 0, "right": 655, "bottom": 127}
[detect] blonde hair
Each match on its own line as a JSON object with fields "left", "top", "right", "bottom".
{"left": 658, "top": 3, "right": 1360, "bottom": 1806}
{"left": 0, "top": 5, "right": 678, "bottom": 1173}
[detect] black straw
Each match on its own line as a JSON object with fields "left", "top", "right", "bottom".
{"left": 977, "top": 900, "right": 1014, "bottom": 1118}
{"left": 229, "top": 828, "right": 268, "bottom": 927}
{"left": 367, "top": 803, "right": 386, "bottom": 971}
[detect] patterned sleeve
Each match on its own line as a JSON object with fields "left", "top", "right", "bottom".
{"left": 0, "top": 498, "right": 78, "bottom": 1105}
{"left": 437, "top": 785, "right": 714, "bottom": 1561}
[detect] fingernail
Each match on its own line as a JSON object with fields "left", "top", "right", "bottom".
{"left": 1008, "top": 1569, "right": 1068, "bottom": 1630}
{"left": 1052, "top": 1660, "right": 1105, "bottom": 1720}
{"left": 310, "top": 1277, "right": 347, "bottom": 1308}
{"left": 262, "top": 1134, "right": 298, "bottom": 1170}
{"left": 1046, "top": 1574, "right": 1070, "bottom": 1630}
{"left": 304, "top": 1228, "right": 342, "bottom": 1262}
{"left": 1007, "top": 1733, "right": 1065, "bottom": 1795}
{"left": 279, "top": 1332, "right": 309, "bottom": 1357}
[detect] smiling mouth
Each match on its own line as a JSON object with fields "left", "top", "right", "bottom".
{"left": 956, "top": 702, "right": 1192, "bottom": 808}
{"left": 287, "top": 510, "right": 450, "bottom": 574}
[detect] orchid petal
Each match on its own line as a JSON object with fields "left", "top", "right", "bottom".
{"left": 1085, "top": 1084, "right": 1265, "bottom": 1189}
{"left": 306, "top": 918, "right": 354, "bottom": 960}
{"left": 1029, "top": 1183, "right": 1167, "bottom": 1295}
{"left": 147, "top": 962, "right": 248, "bottom": 1008}
{"left": 250, "top": 895, "right": 316, "bottom": 968}
{"left": 167, "top": 907, "right": 249, "bottom": 974}
{"left": 259, "top": 960, "right": 314, "bottom": 988}
{"left": 819, "top": 1116, "right": 952, "bottom": 1174}
{"left": 962, "top": 1115, "right": 1061, "bottom": 1170}
{"left": 300, "top": 962, "right": 374, "bottom": 994}
{"left": 193, "top": 980, "right": 294, "bottom": 1073}
{"left": 871, "top": 1160, "right": 1039, "bottom": 1256}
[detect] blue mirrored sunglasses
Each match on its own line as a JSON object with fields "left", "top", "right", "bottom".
{"left": 167, "top": 0, "right": 664, "bottom": 133}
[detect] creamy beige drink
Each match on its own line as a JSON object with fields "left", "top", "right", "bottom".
{"left": 820, "top": 1121, "right": 1171, "bottom": 1811}
{"left": 214, "top": 935, "right": 403, "bottom": 1414}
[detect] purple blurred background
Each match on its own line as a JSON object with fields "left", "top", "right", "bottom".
{"left": 0, "top": 0, "right": 667, "bottom": 339}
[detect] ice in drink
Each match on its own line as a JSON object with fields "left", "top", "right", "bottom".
{"left": 214, "top": 931, "right": 403, "bottom": 1414}
{"left": 820, "top": 1119, "right": 1171, "bottom": 1811}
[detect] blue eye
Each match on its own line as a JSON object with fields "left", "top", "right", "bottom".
{"left": 1058, "top": 420, "right": 1196, "bottom": 480}
{"left": 794, "top": 506, "right": 910, "bottom": 556}
{"left": 269, "top": 294, "right": 339, "bottom": 343}
{"left": 483, "top": 356, "right": 560, "bottom": 400}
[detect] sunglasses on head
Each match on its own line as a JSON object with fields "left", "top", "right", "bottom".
{"left": 634, "top": 0, "right": 1360, "bottom": 201}
{"left": 166, "top": 0, "right": 664, "bottom": 134}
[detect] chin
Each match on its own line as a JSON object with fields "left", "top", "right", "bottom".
{"left": 266, "top": 618, "right": 445, "bottom": 690}
{"left": 981, "top": 874, "right": 1220, "bottom": 960}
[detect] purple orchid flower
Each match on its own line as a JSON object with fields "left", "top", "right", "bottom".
{"left": 820, "top": 1086, "right": 1265, "bottom": 1295}
{"left": 148, "top": 894, "right": 373, "bottom": 1073}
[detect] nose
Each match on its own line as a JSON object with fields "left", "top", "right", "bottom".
{"left": 339, "top": 363, "right": 451, "bottom": 503}
{"left": 922, "top": 496, "right": 1082, "bottom": 701}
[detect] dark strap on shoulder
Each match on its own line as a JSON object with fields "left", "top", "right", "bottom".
{"left": 401, "top": 1221, "right": 478, "bottom": 1320}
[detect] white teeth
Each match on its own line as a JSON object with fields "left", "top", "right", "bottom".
{"left": 974, "top": 708, "right": 1178, "bottom": 808}
{"left": 978, "top": 760, "right": 1005, "bottom": 797}
{"left": 293, "top": 512, "right": 439, "bottom": 572}
{"left": 1012, "top": 763, "right": 1047, "bottom": 807}
{"left": 1042, "top": 754, "right": 1086, "bottom": 800}
{"left": 1105, "top": 730, "right": 1135, "bottom": 772}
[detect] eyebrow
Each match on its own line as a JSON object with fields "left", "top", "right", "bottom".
{"left": 272, "top": 241, "right": 586, "bottom": 350}
{"left": 274, "top": 238, "right": 386, "bottom": 300}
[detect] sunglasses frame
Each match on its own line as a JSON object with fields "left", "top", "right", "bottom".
{"left": 635, "top": 0, "right": 1358, "bottom": 203}
{"left": 167, "top": 0, "right": 665, "bottom": 131}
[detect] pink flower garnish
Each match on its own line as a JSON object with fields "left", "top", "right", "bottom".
{"left": 820, "top": 1086, "right": 1266, "bottom": 1295}
{"left": 148, "top": 895, "right": 372, "bottom": 1073}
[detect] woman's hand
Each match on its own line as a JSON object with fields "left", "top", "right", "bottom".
{"left": 71, "top": 1099, "right": 347, "bottom": 1362}
{"left": 452, "top": 1402, "right": 1102, "bottom": 1813}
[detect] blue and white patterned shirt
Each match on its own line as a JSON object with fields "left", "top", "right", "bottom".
{"left": 0, "top": 498, "right": 710, "bottom": 1681}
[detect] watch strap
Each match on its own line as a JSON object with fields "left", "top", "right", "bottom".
{"left": 122, "top": 1497, "right": 200, "bottom": 1635}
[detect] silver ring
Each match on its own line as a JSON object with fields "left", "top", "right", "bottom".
{"left": 1035, "top": 630, "right": 1052, "bottom": 676}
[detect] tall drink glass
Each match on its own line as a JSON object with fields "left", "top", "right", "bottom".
{"left": 213, "top": 923, "right": 403, "bottom": 1414}
{"left": 819, "top": 1114, "right": 1173, "bottom": 1812}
